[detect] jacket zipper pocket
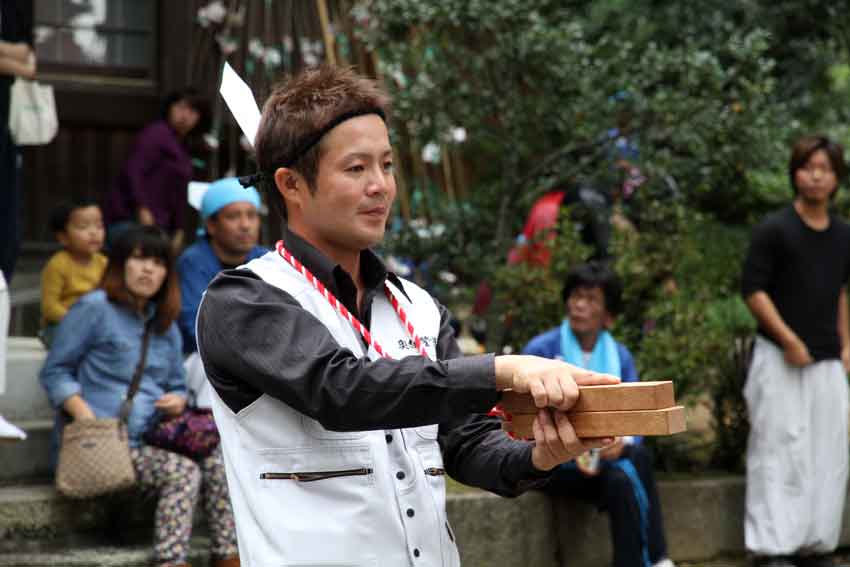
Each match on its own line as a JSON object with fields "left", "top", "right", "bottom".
{"left": 260, "top": 467, "right": 373, "bottom": 482}
{"left": 424, "top": 467, "right": 445, "bottom": 476}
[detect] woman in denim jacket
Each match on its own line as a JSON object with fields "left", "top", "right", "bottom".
{"left": 40, "top": 225, "right": 239, "bottom": 567}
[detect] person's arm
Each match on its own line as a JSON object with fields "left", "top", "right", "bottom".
{"left": 39, "top": 299, "right": 98, "bottom": 420}
{"left": 741, "top": 218, "right": 811, "bottom": 366}
{"left": 122, "top": 126, "right": 163, "bottom": 220}
{"left": 0, "top": 40, "right": 31, "bottom": 61}
{"left": 839, "top": 288, "right": 849, "bottom": 372}
{"left": 198, "top": 270, "right": 617, "bottom": 434}
{"left": 198, "top": 270, "right": 501, "bottom": 430}
{"left": 176, "top": 253, "right": 208, "bottom": 352}
{"left": 746, "top": 291, "right": 811, "bottom": 366}
{"left": 154, "top": 327, "right": 188, "bottom": 416}
{"left": 40, "top": 257, "right": 69, "bottom": 324}
{"left": 0, "top": 52, "right": 35, "bottom": 78}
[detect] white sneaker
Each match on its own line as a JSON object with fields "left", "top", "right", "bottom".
{"left": 0, "top": 414, "right": 26, "bottom": 441}
{"left": 652, "top": 559, "right": 676, "bottom": 567}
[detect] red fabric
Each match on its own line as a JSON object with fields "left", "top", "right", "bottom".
{"left": 507, "top": 191, "right": 566, "bottom": 267}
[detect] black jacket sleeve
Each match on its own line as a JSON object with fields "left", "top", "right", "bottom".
{"left": 197, "top": 269, "right": 498, "bottom": 431}
{"left": 433, "top": 298, "right": 551, "bottom": 497}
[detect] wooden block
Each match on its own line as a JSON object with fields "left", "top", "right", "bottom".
{"left": 501, "top": 381, "right": 675, "bottom": 415}
{"left": 504, "top": 406, "right": 687, "bottom": 439}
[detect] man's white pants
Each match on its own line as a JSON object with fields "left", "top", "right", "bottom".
{"left": 745, "top": 336, "right": 849, "bottom": 555}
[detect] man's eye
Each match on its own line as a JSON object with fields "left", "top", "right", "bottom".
{"left": 347, "top": 164, "right": 365, "bottom": 173}
{"left": 383, "top": 161, "right": 394, "bottom": 171}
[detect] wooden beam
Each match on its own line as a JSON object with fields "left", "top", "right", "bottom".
{"left": 500, "top": 381, "right": 676, "bottom": 414}
{"left": 504, "top": 406, "right": 687, "bottom": 438}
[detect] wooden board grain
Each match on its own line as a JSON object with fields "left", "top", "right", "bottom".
{"left": 500, "top": 381, "right": 676, "bottom": 414}
{"left": 502, "top": 406, "right": 687, "bottom": 438}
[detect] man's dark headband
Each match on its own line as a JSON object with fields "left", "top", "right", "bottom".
{"left": 239, "top": 107, "right": 386, "bottom": 189}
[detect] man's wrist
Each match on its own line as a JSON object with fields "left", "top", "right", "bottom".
{"left": 493, "top": 355, "right": 516, "bottom": 391}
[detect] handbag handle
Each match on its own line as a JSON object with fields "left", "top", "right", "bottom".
{"left": 118, "top": 320, "right": 154, "bottom": 424}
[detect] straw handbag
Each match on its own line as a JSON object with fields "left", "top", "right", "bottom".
{"left": 55, "top": 323, "right": 153, "bottom": 499}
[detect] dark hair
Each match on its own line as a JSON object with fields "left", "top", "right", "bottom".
{"left": 789, "top": 135, "right": 847, "bottom": 198}
{"left": 49, "top": 199, "right": 101, "bottom": 233}
{"left": 101, "top": 226, "right": 180, "bottom": 334}
{"left": 161, "top": 87, "right": 211, "bottom": 136}
{"left": 562, "top": 261, "right": 623, "bottom": 316}
{"left": 254, "top": 65, "right": 391, "bottom": 221}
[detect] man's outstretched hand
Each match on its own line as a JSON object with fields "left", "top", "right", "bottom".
{"left": 494, "top": 355, "right": 620, "bottom": 471}
{"left": 494, "top": 354, "right": 620, "bottom": 410}
{"left": 530, "top": 409, "right": 614, "bottom": 471}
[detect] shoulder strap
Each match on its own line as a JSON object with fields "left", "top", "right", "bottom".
{"left": 118, "top": 320, "right": 154, "bottom": 423}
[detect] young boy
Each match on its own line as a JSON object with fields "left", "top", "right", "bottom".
{"left": 40, "top": 200, "right": 107, "bottom": 345}
{"left": 523, "top": 261, "right": 674, "bottom": 567}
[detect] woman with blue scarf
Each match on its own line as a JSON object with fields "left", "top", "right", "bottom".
{"left": 523, "top": 261, "right": 674, "bottom": 567}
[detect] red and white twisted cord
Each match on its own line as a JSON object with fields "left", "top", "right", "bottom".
{"left": 276, "top": 241, "right": 429, "bottom": 359}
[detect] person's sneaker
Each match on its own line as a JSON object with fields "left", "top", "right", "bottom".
{"left": 652, "top": 558, "right": 676, "bottom": 567}
{"left": 0, "top": 414, "right": 26, "bottom": 442}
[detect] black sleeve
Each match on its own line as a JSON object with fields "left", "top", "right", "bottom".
{"left": 197, "top": 269, "right": 499, "bottom": 431}
{"left": 741, "top": 218, "right": 778, "bottom": 299}
{"left": 433, "top": 297, "right": 551, "bottom": 497}
{"left": 15, "top": 0, "right": 32, "bottom": 45}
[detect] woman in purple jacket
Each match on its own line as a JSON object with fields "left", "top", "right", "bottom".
{"left": 104, "top": 88, "right": 210, "bottom": 251}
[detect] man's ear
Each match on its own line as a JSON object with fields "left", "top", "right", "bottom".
{"left": 274, "top": 167, "right": 307, "bottom": 213}
{"left": 56, "top": 232, "right": 69, "bottom": 248}
{"left": 603, "top": 312, "right": 616, "bottom": 329}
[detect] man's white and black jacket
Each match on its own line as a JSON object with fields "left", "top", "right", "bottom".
{"left": 197, "top": 228, "right": 549, "bottom": 567}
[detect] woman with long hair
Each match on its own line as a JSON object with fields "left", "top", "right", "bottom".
{"left": 40, "top": 225, "right": 238, "bottom": 567}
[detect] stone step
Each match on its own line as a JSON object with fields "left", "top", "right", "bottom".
{"left": 0, "top": 537, "right": 212, "bottom": 566}
{"left": 0, "top": 420, "right": 53, "bottom": 483}
{"left": 1, "top": 338, "right": 51, "bottom": 422}
{"left": 5, "top": 476, "right": 849, "bottom": 566}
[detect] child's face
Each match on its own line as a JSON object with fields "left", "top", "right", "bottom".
{"left": 59, "top": 206, "right": 105, "bottom": 258}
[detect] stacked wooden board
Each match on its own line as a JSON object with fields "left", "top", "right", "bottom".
{"left": 499, "top": 381, "right": 686, "bottom": 438}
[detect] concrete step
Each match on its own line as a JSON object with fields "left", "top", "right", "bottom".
{"left": 0, "top": 537, "right": 212, "bottom": 566}
{"left": 1, "top": 338, "right": 51, "bottom": 421}
{"left": 0, "top": 420, "right": 53, "bottom": 483}
{"left": 4, "top": 476, "right": 848, "bottom": 566}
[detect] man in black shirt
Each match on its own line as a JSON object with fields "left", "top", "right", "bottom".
{"left": 741, "top": 135, "right": 850, "bottom": 567}
{"left": 197, "top": 66, "right": 618, "bottom": 566}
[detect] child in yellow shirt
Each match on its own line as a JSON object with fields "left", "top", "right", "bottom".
{"left": 40, "top": 201, "right": 107, "bottom": 346}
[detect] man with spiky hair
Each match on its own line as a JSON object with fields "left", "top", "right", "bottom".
{"left": 198, "top": 66, "right": 618, "bottom": 566}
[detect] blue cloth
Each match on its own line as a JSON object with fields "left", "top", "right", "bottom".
{"left": 522, "top": 324, "right": 641, "bottom": 444}
{"left": 198, "top": 177, "right": 261, "bottom": 236}
{"left": 560, "top": 319, "right": 621, "bottom": 377}
{"left": 612, "top": 458, "right": 653, "bottom": 567}
{"left": 39, "top": 290, "right": 187, "bottom": 448}
{"left": 177, "top": 238, "right": 267, "bottom": 353}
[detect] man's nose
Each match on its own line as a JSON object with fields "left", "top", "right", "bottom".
{"left": 365, "top": 166, "right": 389, "bottom": 195}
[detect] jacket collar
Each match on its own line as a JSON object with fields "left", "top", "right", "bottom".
{"left": 280, "top": 228, "right": 411, "bottom": 316}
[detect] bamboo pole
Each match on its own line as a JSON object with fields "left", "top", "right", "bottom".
{"left": 441, "top": 146, "right": 456, "bottom": 202}
{"left": 315, "top": 0, "right": 337, "bottom": 65}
